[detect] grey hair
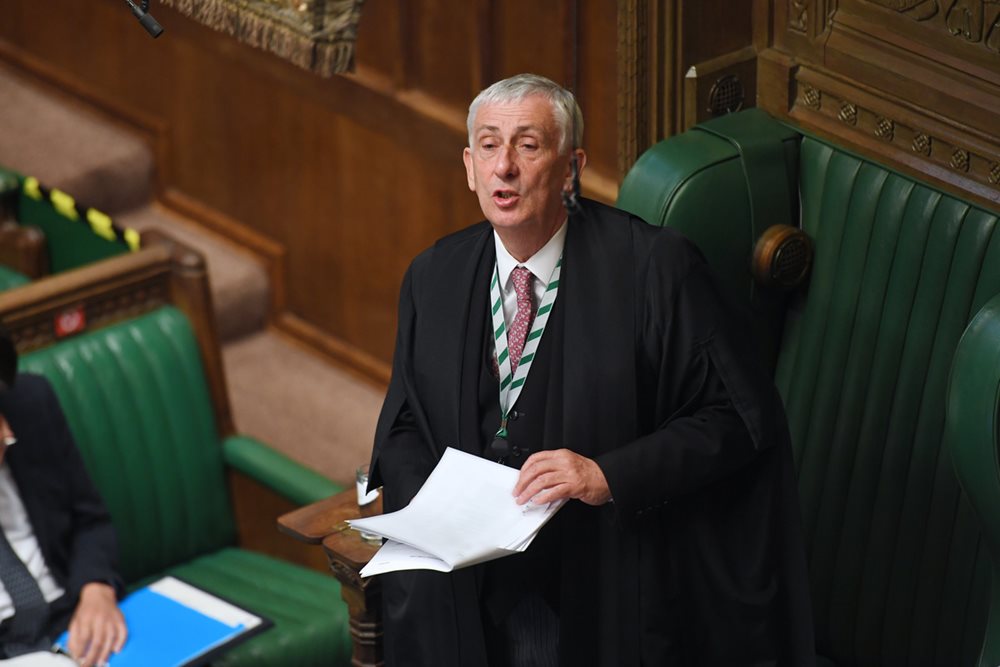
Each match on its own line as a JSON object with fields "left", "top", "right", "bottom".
{"left": 466, "top": 73, "right": 583, "bottom": 153}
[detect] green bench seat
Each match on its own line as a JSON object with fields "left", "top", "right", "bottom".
{"left": 618, "top": 109, "right": 1000, "bottom": 666}
{"left": 19, "top": 305, "right": 352, "bottom": 665}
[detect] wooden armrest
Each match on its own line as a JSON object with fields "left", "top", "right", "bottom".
{"left": 278, "top": 488, "right": 383, "bottom": 544}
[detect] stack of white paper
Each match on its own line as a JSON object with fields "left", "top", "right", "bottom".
{"left": 350, "top": 447, "right": 565, "bottom": 577}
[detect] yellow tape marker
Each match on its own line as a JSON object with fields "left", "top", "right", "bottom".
{"left": 124, "top": 228, "right": 141, "bottom": 251}
{"left": 24, "top": 177, "right": 42, "bottom": 201}
{"left": 50, "top": 189, "right": 79, "bottom": 220}
{"left": 86, "top": 209, "right": 116, "bottom": 242}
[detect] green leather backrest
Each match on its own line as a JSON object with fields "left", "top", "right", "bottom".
{"left": 616, "top": 109, "right": 800, "bottom": 373}
{"left": 0, "top": 167, "right": 132, "bottom": 273}
{"left": 777, "top": 137, "right": 1000, "bottom": 666}
{"left": 19, "top": 306, "right": 236, "bottom": 583}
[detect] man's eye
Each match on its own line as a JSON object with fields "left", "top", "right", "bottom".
{"left": 519, "top": 143, "right": 537, "bottom": 151}
{"left": 480, "top": 142, "right": 497, "bottom": 151}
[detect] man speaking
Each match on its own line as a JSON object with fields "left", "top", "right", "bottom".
{"left": 368, "top": 73, "right": 815, "bottom": 666}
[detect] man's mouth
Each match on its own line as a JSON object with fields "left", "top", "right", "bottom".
{"left": 493, "top": 190, "right": 519, "bottom": 207}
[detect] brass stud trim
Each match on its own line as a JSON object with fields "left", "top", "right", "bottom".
{"left": 875, "top": 117, "right": 894, "bottom": 142}
{"left": 803, "top": 86, "right": 821, "bottom": 109}
{"left": 912, "top": 133, "right": 932, "bottom": 156}
{"left": 951, "top": 148, "right": 970, "bottom": 172}
{"left": 838, "top": 102, "right": 858, "bottom": 126}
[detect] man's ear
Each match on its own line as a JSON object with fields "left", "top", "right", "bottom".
{"left": 462, "top": 147, "right": 476, "bottom": 192}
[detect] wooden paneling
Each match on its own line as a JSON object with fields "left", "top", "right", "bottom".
{"left": 759, "top": 0, "right": 1000, "bottom": 209}
{"left": 0, "top": 0, "right": 621, "bottom": 371}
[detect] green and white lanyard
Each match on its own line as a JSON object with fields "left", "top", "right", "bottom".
{"left": 490, "top": 254, "right": 562, "bottom": 440}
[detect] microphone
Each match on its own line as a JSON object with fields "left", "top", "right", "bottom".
{"left": 561, "top": 154, "right": 581, "bottom": 215}
{"left": 125, "top": 0, "right": 164, "bottom": 38}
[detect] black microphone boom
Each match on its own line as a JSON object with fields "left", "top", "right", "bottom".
{"left": 125, "top": 0, "right": 164, "bottom": 38}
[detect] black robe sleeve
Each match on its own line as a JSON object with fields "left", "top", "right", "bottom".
{"left": 596, "top": 231, "right": 780, "bottom": 527}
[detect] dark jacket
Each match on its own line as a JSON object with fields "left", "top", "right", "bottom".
{"left": 2, "top": 372, "right": 122, "bottom": 631}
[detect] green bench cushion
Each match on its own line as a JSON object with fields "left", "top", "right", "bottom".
{"left": 166, "top": 548, "right": 350, "bottom": 667}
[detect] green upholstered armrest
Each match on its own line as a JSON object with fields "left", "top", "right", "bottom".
{"left": 0, "top": 264, "right": 30, "bottom": 290}
{"left": 947, "top": 292, "right": 1000, "bottom": 666}
{"left": 223, "top": 434, "right": 343, "bottom": 506}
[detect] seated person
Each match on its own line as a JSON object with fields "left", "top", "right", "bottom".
{"left": 0, "top": 328, "right": 126, "bottom": 666}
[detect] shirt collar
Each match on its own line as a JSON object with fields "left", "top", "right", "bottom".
{"left": 493, "top": 219, "right": 568, "bottom": 289}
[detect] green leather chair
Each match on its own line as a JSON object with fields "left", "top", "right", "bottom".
{"left": 1, "top": 245, "right": 352, "bottom": 666}
{"left": 618, "top": 109, "right": 1000, "bottom": 666}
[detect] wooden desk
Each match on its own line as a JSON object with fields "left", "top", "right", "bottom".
{"left": 278, "top": 489, "right": 383, "bottom": 667}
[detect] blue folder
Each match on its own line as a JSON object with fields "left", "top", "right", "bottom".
{"left": 54, "top": 578, "right": 270, "bottom": 667}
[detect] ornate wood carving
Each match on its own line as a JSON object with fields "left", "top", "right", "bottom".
{"left": 859, "top": 0, "right": 1000, "bottom": 53}
{"left": 788, "top": 69, "right": 1000, "bottom": 204}
{"left": 791, "top": 0, "right": 810, "bottom": 31}
{"left": 761, "top": 0, "right": 1000, "bottom": 209}
{"left": 789, "top": 0, "right": 840, "bottom": 37}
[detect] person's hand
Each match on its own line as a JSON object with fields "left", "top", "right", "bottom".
{"left": 513, "top": 449, "right": 611, "bottom": 506}
{"left": 67, "top": 582, "right": 127, "bottom": 667}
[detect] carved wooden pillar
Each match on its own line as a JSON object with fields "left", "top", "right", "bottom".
{"left": 617, "top": 0, "right": 759, "bottom": 176}
{"left": 325, "top": 531, "right": 383, "bottom": 667}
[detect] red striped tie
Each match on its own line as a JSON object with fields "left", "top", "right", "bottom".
{"left": 508, "top": 267, "right": 535, "bottom": 374}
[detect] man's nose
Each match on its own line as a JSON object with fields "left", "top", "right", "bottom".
{"left": 494, "top": 145, "right": 518, "bottom": 179}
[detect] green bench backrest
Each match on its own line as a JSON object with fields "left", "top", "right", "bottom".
{"left": 619, "top": 110, "right": 1000, "bottom": 665}
{"left": 19, "top": 306, "right": 236, "bottom": 583}
{"left": 0, "top": 167, "right": 133, "bottom": 274}
{"left": 779, "top": 136, "right": 1000, "bottom": 666}
{"left": 616, "top": 109, "right": 800, "bottom": 373}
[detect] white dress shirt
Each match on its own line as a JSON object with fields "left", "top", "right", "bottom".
{"left": 493, "top": 219, "right": 568, "bottom": 326}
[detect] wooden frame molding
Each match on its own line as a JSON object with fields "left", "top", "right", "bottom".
{"left": 759, "top": 0, "right": 1000, "bottom": 210}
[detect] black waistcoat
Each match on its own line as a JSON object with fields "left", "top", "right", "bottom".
{"left": 474, "top": 290, "right": 566, "bottom": 624}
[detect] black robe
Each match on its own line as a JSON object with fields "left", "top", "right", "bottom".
{"left": 369, "top": 198, "right": 815, "bottom": 666}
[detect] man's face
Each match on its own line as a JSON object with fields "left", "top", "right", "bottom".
{"left": 463, "top": 95, "right": 582, "bottom": 238}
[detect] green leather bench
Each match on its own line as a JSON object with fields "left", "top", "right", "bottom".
{"left": 0, "top": 245, "right": 352, "bottom": 665}
{"left": 618, "top": 109, "right": 1000, "bottom": 666}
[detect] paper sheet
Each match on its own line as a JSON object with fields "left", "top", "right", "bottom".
{"left": 350, "top": 448, "right": 564, "bottom": 576}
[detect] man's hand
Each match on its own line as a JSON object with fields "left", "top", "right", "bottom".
{"left": 513, "top": 449, "right": 611, "bottom": 506}
{"left": 67, "top": 582, "right": 127, "bottom": 667}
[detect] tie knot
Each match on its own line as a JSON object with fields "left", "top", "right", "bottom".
{"left": 511, "top": 267, "right": 534, "bottom": 304}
